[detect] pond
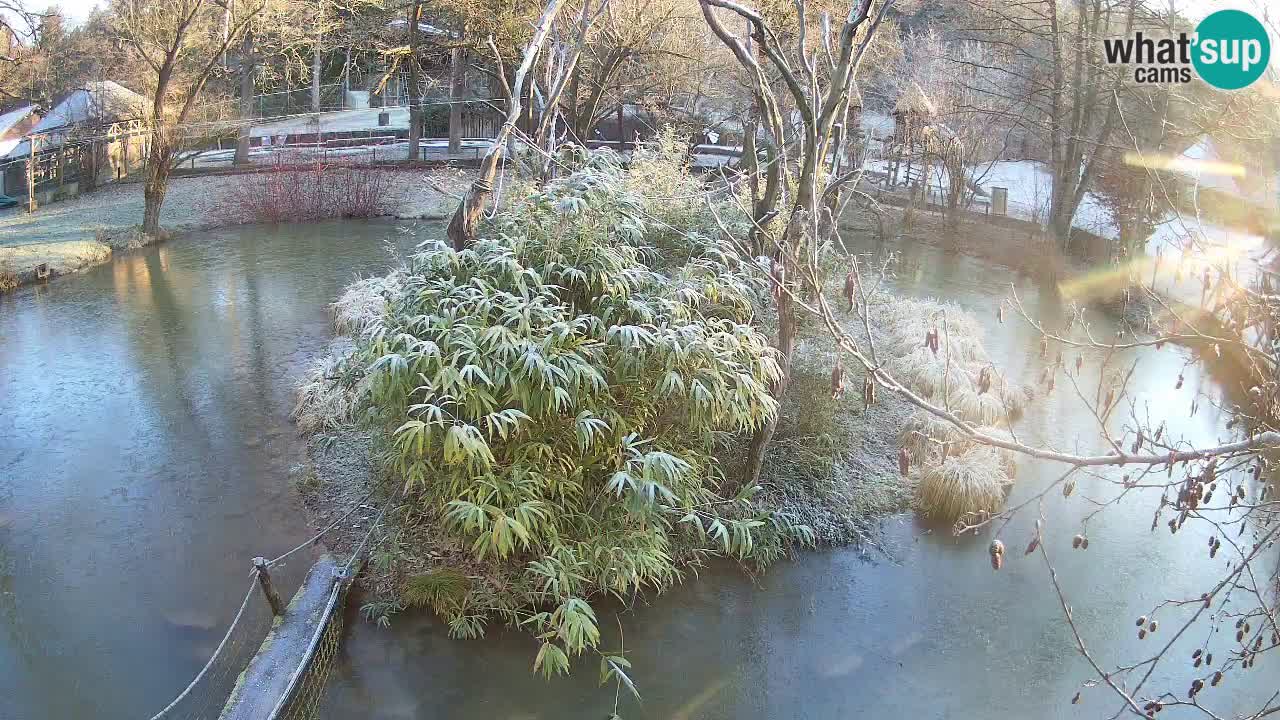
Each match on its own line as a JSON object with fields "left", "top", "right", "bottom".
{"left": 322, "top": 233, "right": 1278, "bottom": 719}
{"left": 0, "top": 220, "right": 422, "bottom": 719}
{"left": 0, "top": 220, "right": 1273, "bottom": 719}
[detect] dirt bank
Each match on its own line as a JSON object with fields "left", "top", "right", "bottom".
{"left": 0, "top": 167, "right": 473, "bottom": 291}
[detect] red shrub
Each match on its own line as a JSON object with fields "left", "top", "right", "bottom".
{"left": 223, "top": 163, "right": 393, "bottom": 224}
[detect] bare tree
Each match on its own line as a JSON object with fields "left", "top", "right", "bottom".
{"left": 699, "top": 0, "right": 892, "bottom": 485}
{"left": 113, "top": 0, "right": 262, "bottom": 236}
{"left": 406, "top": 0, "right": 421, "bottom": 160}
{"left": 953, "top": 0, "right": 1138, "bottom": 245}
{"left": 445, "top": 0, "right": 567, "bottom": 250}
{"left": 892, "top": 32, "right": 1020, "bottom": 221}
{"left": 0, "top": 0, "right": 38, "bottom": 70}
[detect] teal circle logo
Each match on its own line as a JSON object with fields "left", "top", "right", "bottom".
{"left": 1193, "top": 9, "right": 1270, "bottom": 90}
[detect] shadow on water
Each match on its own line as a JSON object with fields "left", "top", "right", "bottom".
{"left": 320, "top": 231, "right": 1279, "bottom": 719}
{"left": 0, "top": 219, "right": 427, "bottom": 719}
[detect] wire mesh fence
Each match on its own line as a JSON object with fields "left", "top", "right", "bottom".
{"left": 146, "top": 566, "right": 354, "bottom": 720}
{"left": 255, "top": 84, "right": 350, "bottom": 118}
{"left": 275, "top": 579, "right": 350, "bottom": 720}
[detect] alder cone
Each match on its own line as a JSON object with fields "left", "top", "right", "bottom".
{"left": 989, "top": 539, "right": 1005, "bottom": 571}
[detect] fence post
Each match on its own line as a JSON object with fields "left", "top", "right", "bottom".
{"left": 253, "top": 557, "right": 285, "bottom": 616}
{"left": 26, "top": 137, "right": 37, "bottom": 213}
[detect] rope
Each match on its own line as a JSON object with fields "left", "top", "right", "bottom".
{"left": 344, "top": 503, "right": 391, "bottom": 575}
{"left": 265, "top": 579, "right": 344, "bottom": 720}
{"left": 264, "top": 490, "right": 375, "bottom": 569}
{"left": 145, "top": 575, "right": 260, "bottom": 720}
{"left": 485, "top": 148, "right": 508, "bottom": 220}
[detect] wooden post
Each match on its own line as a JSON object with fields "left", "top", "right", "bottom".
{"left": 26, "top": 136, "right": 38, "bottom": 213}
{"left": 448, "top": 45, "right": 465, "bottom": 154}
{"left": 253, "top": 557, "right": 285, "bottom": 616}
{"left": 615, "top": 95, "right": 624, "bottom": 154}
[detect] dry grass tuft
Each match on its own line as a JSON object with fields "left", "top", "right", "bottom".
{"left": 916, "top": 444, "right": 1014, "bottom": 521}
{"left": 946, "top": 388, "right": 1006, "bottom": 426}
{"left": 889, "top": 348, "right": 973, "bottom": 399}
{"left": 332, "top": 274, "right": 402, "bottom": 337}
{"left": 866, "top": 297, "right": 1029, "bottom": 520}
{"left": 999, "top": 381, "right": 1035, "bottom": 419}
{"left": 874, "top": 297, "right": 1032, "bottom": 428}
{"left": 0, "top": 263, "right": 18, "bottom": 293}
{"left": 899, "top": 410, "right": 965, "bottom": 463}
{"left": 292, "top": 350, "right": 370, "bottom": 434}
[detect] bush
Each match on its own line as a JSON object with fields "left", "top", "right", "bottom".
{"left": 222, "top": 163, "right": 392, "bottom": 224}
{"left": 0, "top": 262, "right": 18, "bottom": 293}
{"left": 324, "top": 145, "right": 812, "bottom": 677}
{"left": 868, "top": 295, "right": 1025, "bottom": 520}
{"left": 916, "top": 444, "right": 1014, "bottom": 522}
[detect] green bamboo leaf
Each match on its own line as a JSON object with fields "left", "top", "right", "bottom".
{"left": 534, "top": 642, "right": 570, "bottom": 679}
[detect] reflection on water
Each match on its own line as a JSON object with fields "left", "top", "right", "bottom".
{"left": 0, "top": 220, "right": 423, "bottom": 719}
{"left": 322, "top": 234, "right": 1278, "bottom": 719}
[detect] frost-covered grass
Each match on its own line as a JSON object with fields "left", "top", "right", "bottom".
{"left": 860, "top": 294, "right": 1024, "bottom": 520}
{"left": 331, "top": 273, "right": 403, "bottom": 337}
{"left": 293, "top": 275, "right": 404, "bottom": 431}
{"left": 916, "top": 444, "right": 1015, "bottom": 522}
{"left": 873, "top": 295, "right": 1030, "bottom": 422}
{"left": 292, "top": 348, "right": 369, "bottom": 434}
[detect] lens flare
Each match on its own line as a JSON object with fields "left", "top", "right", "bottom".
{"left": 1122, "top": 151, "right": 1246, "bottom": 178}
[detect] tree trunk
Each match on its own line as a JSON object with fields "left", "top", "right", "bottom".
{"left": 381, "top": 60, "right": 392, "bottom": 107}
{"left": 407, "top": 0, "right": 421, "bottom": 160}
{"left": 448, "top": 46, "right": 465, "bottom": 154}
{"left": 142, "top": 135, "right": 171, "bottom": 237}
{"left": 742, "top": 288, "right": 795, "bottom": 485}
{"left": 743, "top": 164, "right": 818, "bottom": 485}
{"left": 752, "top": 140, "right": 781, "bottom": 256}
{"left": 446, "top": 0, "right": 566, "bottom": 250}
{"left": 741, "top": 112, "right": 760, "bottom": 252}
{"left": 311, "top": 34, "right": 322, "bottom": 113}
{"left": 234, "top": 29, "right": 254, "bottom": 165}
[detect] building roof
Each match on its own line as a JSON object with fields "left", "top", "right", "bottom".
{"left": 0, "top": 104, "right": 39, "bottom": 157}
{"left": 32, "top": 81, "right": 145, "bottom": 132}
{"left": 4, "top": 82, "right": 145, "bottom": 159}
{"left": 0, "top": 104, "right": 36, "bottom": 135}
